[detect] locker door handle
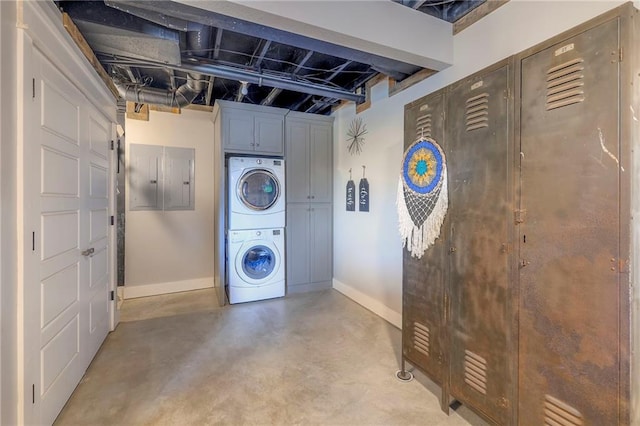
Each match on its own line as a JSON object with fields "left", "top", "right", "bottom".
{"left": 150, "top": 180, "right": 157, "bottom": 184}
{"left": 81, "top": 248, "right": 95, "bottom": 257}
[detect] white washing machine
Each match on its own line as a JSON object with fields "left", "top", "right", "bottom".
{"left": 228, "top": 156, "right": 285, "bottom": 230}
{"left": 227, "top": 228, "right": 285, "bottom": 304}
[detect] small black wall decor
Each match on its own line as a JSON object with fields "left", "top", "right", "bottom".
{"left": 359, "top": 165, "right": 369, "bottom": 212}
{"left": 347, "top": 117, "right": 368, "bottom": 155}
{"left": 346, "top": 168, "right": 356, "bottom": 211}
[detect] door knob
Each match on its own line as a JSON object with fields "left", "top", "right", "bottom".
{"left": 81, "top": 248, "right": 95, "bottom": 257}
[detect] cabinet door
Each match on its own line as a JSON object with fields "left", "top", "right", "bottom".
{"left": 447, "top": 64, "right": 513, "bottom": 424}
{"left": 286, "top": 203, "right": 311, "bottom": 287}
{"left": 255, "top": 113, "right": 284, "bottom": 154}
{"left": 402, "top": 91, "right": 448, "bottom": 392}
{"left": 310, "top": 203, "right": 332, "bottom": 283}
{"left": 224, "top": 109, "right": 255, "bottom": 152}
{"left": 518, "top": 19, "right": 619, "bottom": 425}
{"left": 309, "top": 123, "right": 332, "bottom": 203}
{"left": 286, "top": 120, "right": 311, "bottom": 202}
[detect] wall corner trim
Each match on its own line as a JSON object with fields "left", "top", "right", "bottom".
{"left": 332, "top": 279, "right": 402, "bottom": 329}
{"left": 123, "top": 277, "right": 214, "bottom": 299}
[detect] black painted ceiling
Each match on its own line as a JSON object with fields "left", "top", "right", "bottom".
{"left": 57, "top": 0, "right": 486, "bottom": 115}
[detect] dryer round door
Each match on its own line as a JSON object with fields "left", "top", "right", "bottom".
{"left": 237, "top": 169, "right": 281, "bottom": 211}
{"left": 235, "top": 241, "right": 281, "bottom": 285}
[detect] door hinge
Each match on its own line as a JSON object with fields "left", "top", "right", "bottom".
{"left": 32, "top": 384, "right": 35, "bottom": 404}
{"left": 110, "top": 215, "right": 115, "bottom": 226}
{"left": 110, "top": 140, "right": 114, "bottom": 150}
{"left": 110, "top": 290, "right": 115, "bottom": 301}
{"left": 32, "top": 78, "right": 35, "bottom": 99}
{"left": 619, "top": 47, "right": 623, "bottom": 62}
{"left": 514, "top": 209, "right": 526, "bottom": 224}
{"left": 32, "top": 231, "right": 35, "bottom": 251}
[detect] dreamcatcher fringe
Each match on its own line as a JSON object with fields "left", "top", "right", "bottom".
{"left": 396, "top": 172, "right": 448, "bottom": 259}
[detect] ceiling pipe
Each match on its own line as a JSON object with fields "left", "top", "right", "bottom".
{"left": 179, "top": 58, "right": 365, "bottom": 103}
{"left": 116, "top": 73, "right": 205, "bottom": 108}
{"left": 102, "top": 56, "right": 365, "bottom": 103}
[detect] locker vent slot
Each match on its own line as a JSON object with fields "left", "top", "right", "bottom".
{"left": 464, "top": 350, "right": 487, "bottom": 394}
{"left": 465, "top": 93, "right": 489, "bottom": 131}
{"left": 415, "top": 113, "right": 432, "bottom": 140}
{"left": 544, "top": 395, "right": 583, "bottom": 426}
{"left": 546, "top": 58, "right": 585, "bottom": 111}
{"left": 412, "top": 322, "right": 430, "bottom": 356}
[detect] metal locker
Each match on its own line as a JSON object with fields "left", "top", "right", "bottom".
{"left": 446, "top": 60, "right": 515, "bottom": 425}
{"left": 402, "top": 89, "right": 449, "bottom": 408}
{"left": 518, "top": 17, "right": 621, "bottom": 425}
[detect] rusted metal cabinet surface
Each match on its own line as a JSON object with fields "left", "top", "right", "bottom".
{"left": 402, "top": 89, "right": 449, "bottom": 404}
{"left": 446, "top": 61, "right": 515, "bottom": 425}
{"left": 517, "top": 9, "right": 637, "bottom": 425}
{"left": 402, "top": 5, "right": 639, "bottom": 425}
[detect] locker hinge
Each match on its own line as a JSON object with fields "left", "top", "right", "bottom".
{"left": 498, "top": 396, "right": 509, "bottom": 409}
{"left": 32, "top": 78, "right": 35, "bottom": 99}
{"left": 110, "top": 215, "right": 115, "bottom": 226}
{"left": 110, "top": 290, "right": 115, "bottom": 301}
{"left": 619, "top": 47, "right": 623, "bottom": 63}
{"left": 443, "top": 292, "right": 449, "bottom": 322}
{"left": 514, "top": 209, "right": 527, "bottom": 224}
{"left": 32, "top": 384, "right": 35, "bottom": 404}
{"left": 110, "top": 140, "right": 114, "bottom": 150}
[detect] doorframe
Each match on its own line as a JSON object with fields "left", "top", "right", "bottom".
{"left": 109, "top": 123, "right": 119, "bottom": 330}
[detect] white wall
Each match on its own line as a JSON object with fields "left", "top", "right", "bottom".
{"left": 1, "top": 0, "right": 18, "bottom": 423}
{"left": 332, "top": 0, "right": 628, "bottom": 328}
{"left": 124, "top": 109, "right": 215, "bottom": 298}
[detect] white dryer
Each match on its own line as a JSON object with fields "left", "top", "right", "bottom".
{"left": 228, "top": 156, "right": 285, "bottom": 230}
{"left": 227, "top": 228, "right": 285, "bottom": 304}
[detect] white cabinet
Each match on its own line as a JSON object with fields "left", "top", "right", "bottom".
{"left": 215, "top": 100, "right": 287, "bottom": 155}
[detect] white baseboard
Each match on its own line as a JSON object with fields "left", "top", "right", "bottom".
{"left": 123, "top": 277, "right": 214, "bottom": 299}
{"left": 332, "top": 278, "right": 402, "bottom": 329}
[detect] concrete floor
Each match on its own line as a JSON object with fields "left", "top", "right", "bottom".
{"left": 55, "top": 289, "right": 485, "bottom": 425}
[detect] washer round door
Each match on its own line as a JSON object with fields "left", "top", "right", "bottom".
{"left": 237, "top": 169, "right": 281, "bottom": 211}
{"left": 235, "top": 241, "right": 281, "bottom": 285}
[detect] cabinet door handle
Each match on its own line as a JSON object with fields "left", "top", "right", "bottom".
{"left": 81, "top": 247, "right": 95, "bottom": 257}
{"left": 307, "top": 195, "right": 311, "bottom": 199}
{"left": 311, "top": 195, "right": 315, "bottom": 199}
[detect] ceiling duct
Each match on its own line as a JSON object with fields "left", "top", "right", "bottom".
{"left": 61, "top": 1, "right": 182, "bottom": 65}
{"left": 116, "top": 73, "right": 205, "bottom": 108}
{"left": 116, "top": 26, "right": 208, "bottom": 108}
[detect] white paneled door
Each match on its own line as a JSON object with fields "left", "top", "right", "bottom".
{"left": 22, "top": 45, "right": 112, "bottom": 425}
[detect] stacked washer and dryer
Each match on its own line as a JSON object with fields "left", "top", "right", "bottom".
{"left": 227, "top": 157, "right": 286, "bottom": 304}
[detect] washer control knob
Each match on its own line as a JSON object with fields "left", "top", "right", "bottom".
{"left": 256, "top": 231, "right": 261, "bottom": 236}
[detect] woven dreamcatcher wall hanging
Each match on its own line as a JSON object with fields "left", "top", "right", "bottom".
{"left": 397, "top": 138, "right": 448, "bottom": 258}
